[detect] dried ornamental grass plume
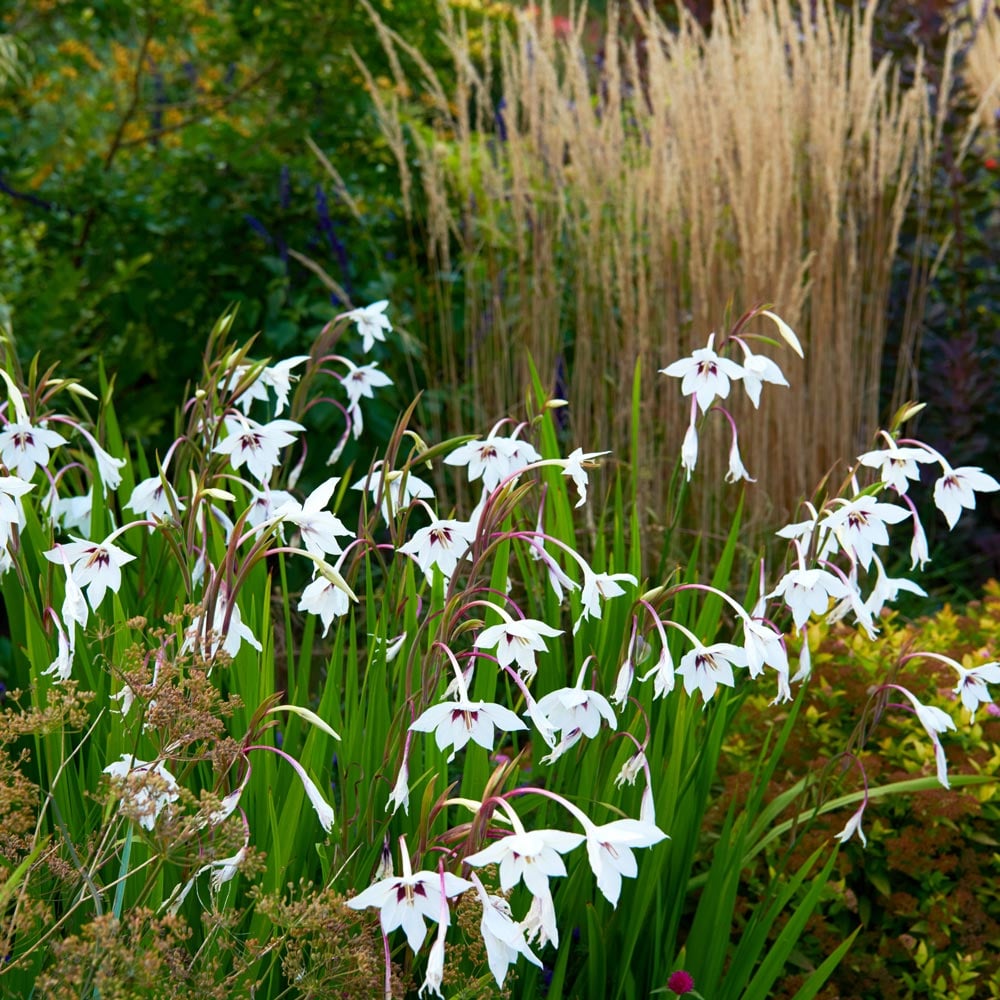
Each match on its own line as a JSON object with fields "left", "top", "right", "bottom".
{"left": 360, "top": 0, "right": 943, "bottom": 567}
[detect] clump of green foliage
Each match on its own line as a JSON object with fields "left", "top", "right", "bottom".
{"left": 720, "top": 582, "right": 1000, "bottom": 1000}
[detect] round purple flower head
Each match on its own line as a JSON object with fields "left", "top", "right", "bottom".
{"left": 666, "top": 970, "right": 696, "bottom": 995}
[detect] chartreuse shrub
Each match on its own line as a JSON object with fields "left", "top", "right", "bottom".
{"left": 0, "top": 300, "right": 996, "bottom": 998}
{"left": 719, "top": 587, "right": 1000, "bottom": 1000}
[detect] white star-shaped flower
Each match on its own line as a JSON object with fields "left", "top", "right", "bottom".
{"left": 676, "top": 641, "right": 748, "bottom": 705}
{"left": 559, "top": 448, "right": 610, "bottom": 508}
{"left": 352, "top": 463, "right": 435, "bottom": 523}
{"left": 125, "top": 476, "right": 184, "bottom": 522}
{"left": 737, "top": 347, "right": 789, "bottom": 408}
{"left": 0, "top": 420, "right": 66, "bottom": 480}
{"left": 410, "top": 697, "right": 527, "bottom": 762}
{"left": 399, "top": 517, "right": 477, "bottom": 585}
{"left": 575, "top": 569, "right": 637, "bottom": 633}
{"left": 44, "top": 535, "right": 136, "bottom": 611}
{"left": 933, "top": 466, "right": 1000, "bottom": 529}
{"left": 470, "top": 875, "right": 544, "bottom": 988}
{"left": 298, "top": 572, "right": 352, "bottom": 636}
{"left": 212, "top": 415, "right": 304, "bottom": 483}
{"left": 950, "top": 660, "right": 1000, "bottom": 721}
{"left": 465, "top": 828, "right": 584, "bottom": 897}
{"left": 818, "top": 495, "right": 910, "bottom": 570}
{"left": 659, "top": 335, "right": 745, "bottom": 413}
{"left": 857, "top": 443, "right": 935, "bottom": 494}
{"left": 276, "top": 478, "right": 351, "bottom": 558}
{"left": 444, "top": 430, "right": 524, "bottom": 493}
{"left": 346, "top": 868, "right": 472, "bottom": 954}
{"left": 578, "top": 816, "right": 668, "bottom": 907}
{"left": 340, "top": 359, "right": 393, "bottom": 437}
{"left": 340, "top": 300, "right": 392, "bottom": 353}
{"left": 769, "top": 567, "right": 852, "bottom": 630}
{"left": 475, "top": 617, "right": 563, "bottom": 680}
{"left": 103, "top": 755, "right": 180, "bottom": 831}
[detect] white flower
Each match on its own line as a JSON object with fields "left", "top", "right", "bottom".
{"left": 896, "top": 686, "right": 956, "bottom": 788}
{"left": 0, "top": 420, "right": 66, "bottom": 480}
{"left": 676, "top": 641, "right": 748, "bottom": 705}
{"left": 470, "top": 874, "right": 543, "bottom": 988}
{"left": 90, "top": 440, "right": 127, "bottom": 495}
{"left": 125, "top": 476, "right": 184, "bottom": 522}
{"left": 680, "top": 422, "right": 698, "bottom": 481}
{"left": 260, "top": 355, "right": 310, "bottom": 414}
{"left": 578, "top": 816, "right": 668, "bottom": 907}
{"left": 818, "top": 495, "right": 910, "bottom": 571}
{"left": 0, "top": 474, "right": 33, "bottom": 544}
{"left": 834, "top": 806, "right": 867, "bottom": 847}
{"left": 444, "top": 430, "right": 523, "bottom": 493}
{"left": 725, "top": 435, "right": 755, "bottom": 484}
{"left": 276, "top": 478, "right": 351, "bottom": 558}
{"left": 519, "top": 888, "right": 560, "bottom": 948}
{"left": 387, "top": 762, "right": 410, "bottom": 815}
{"left": 741, "top": 618, "right": 787, "bottom": 680}
{"left": 614, "top": 751, "right": 647, "bottom": 788}
{"left": 212, "top": 415, "right": 304, "bottom": 483}
{"left": 464, "top": 828, "right": 584, "bottom": 897}
{"left": 535, "top": 675, "right": 617, "bottom": 761}
{"left": 560, "top": 448, "right": 609, "bottom": 508}
{"left": 298, "top": 572, "right": 352, "bottom": 636}
{"left": 340, "top": 300, "right": 392, "bottom": 353}
{"left": 43, "top": 625, "right": 75, "bottom": 682}
{"left": 103, "top": 755, "right": 180, "bottom": 831}
{"left": 659, "top": 334, "right": 745, "bottom": 413}
{"left": 184, "top": 592, "right": 263, "bottom": 661}
{"left": 351, "top": 463, "right": 434, "bottom": 523}
{"left": 933, "top": 466, "right": 1000, "bottom": 529}
{"left": 410, "top": 697, "right": 528, "bottom": 762}
{"left": 46, "top": 489, "right": 93, "bottom": 537}
{"left": 346, "top": 869, "right": 472, "bottom": 954}
{"left": 910, "top": 511, "right": 930, "bottom": 571}
{"left": 644, "top": 644, "right": 676, "bottom": 700}
{"left": 44, "top": 535, "right": 136, "bottom": 611}
{"left": 245, "top": 485, "right": 295, "bottom": 530}
{"left": 737, "top": 347, "right": 789, "bottom": 408}
{"left": 206, "top": 847, "right": 247, "bottom": 890}
{"left": 863, "top": 554, "right": 926, "bottom": 618}
{"left": 769, "top": 567, "right": 852, "bottom": 630}
{"left": 399, "top": 517, "right": 477, "bottom": 585}
{"left": 575, "top": 569, "right": 637, "bottom": 633}
{"left": 419, "top": 921, "right": 447, "bottom": 998}
{"left": 475, "top": 617, "right": 563, "bottom": 680}
{"left": 341, "top": 360, "right": 393, "bottom": 437}
{"left": 951, "top": 661, "right": 1000, "bottom": 721}
{"left": 857, "top": 443, "right": 935, "bottom": 494}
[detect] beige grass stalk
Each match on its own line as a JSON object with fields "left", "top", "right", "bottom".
{"left": 355, "top": 0, "right": 948, "bottom": 565}
{"left": 961, "top": 1, "right": 1000, "bottom": 137}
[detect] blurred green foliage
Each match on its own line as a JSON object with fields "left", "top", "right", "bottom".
{"left": 719, "top": 583, "right": 1000, "bottom": 999}
{"left": 0, "top": 0, "right": 454, "bottom": 445}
